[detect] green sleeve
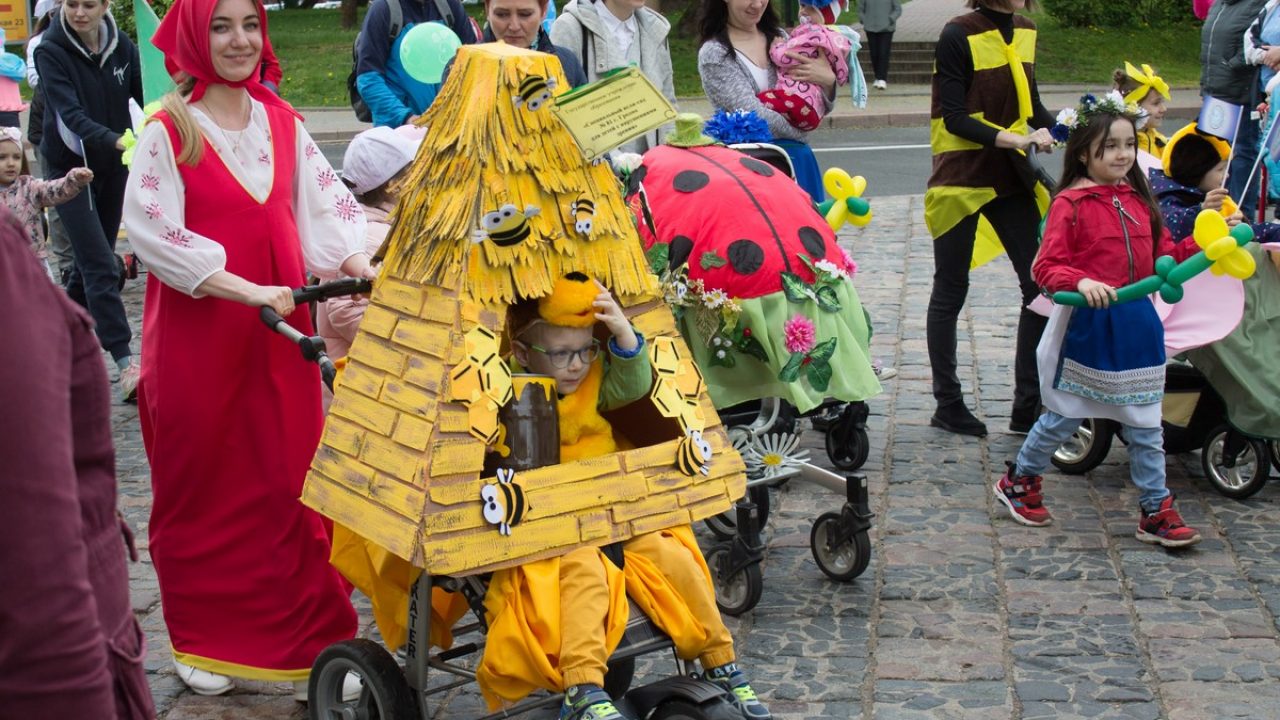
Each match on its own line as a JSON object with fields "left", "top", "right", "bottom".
{"left": 598, "top": 334, "right": 652, "bottom": 412}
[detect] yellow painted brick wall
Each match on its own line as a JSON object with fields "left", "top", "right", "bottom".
{"left": 303, "top": 273, "right": 748, "bottom": 578}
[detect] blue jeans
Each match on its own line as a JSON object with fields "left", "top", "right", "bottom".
{"left": 1014, "top": 410, "right": 1169, "bottom": 512}
{"left": 1229, "top": 110, "right": 1261, "bottom": 220}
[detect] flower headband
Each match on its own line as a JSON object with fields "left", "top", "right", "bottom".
{"left": 1049, "top": 90, "right": 1147, "bottom": 145}
{"left": 1123, "top": 62, "right": 1170, "bottom": 105}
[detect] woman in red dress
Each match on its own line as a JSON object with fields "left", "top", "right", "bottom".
{"left": 122, "top": 0, "right": 372, "bottom": 700}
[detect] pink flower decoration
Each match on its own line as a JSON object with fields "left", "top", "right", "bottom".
{"left": 840, "top": 246, "right": 858, "bottom": 276}
{"left": 783, "top": 315, "right": 817, "bottom": 354}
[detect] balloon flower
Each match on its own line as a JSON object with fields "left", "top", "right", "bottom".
{"left": 400, "top": 22, "right": 462, "bottom": 84}
{"left": 1052, "top": 209, "right": 1256, "bottom": 307}
{"left": 817, "top": 168, "right": 872, "bottom": 231}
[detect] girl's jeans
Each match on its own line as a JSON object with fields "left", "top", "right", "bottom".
{"left": 1014, "top": 410, "right": 1170, "bottom": 513}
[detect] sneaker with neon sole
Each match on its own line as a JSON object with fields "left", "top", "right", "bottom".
{"left": 705, "top": 662, "right": 771, "bottom": 720}
{"left": 1137, "top": 495, "right": 1201, "bottom": 548}
{"left": 994, "top": 462, "right": 1053, "bottom": 527}
{"left": 560, "top": 684, "right": 633, "bottom": 720}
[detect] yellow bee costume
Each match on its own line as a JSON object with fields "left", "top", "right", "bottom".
{"left": 478, "top": 274, "right": 736, "bottom": 708}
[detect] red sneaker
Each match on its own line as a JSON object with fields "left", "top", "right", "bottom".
{"left": 1137, "top": 496, "right": 1201, "bottom": 548}
{"left": 994, "top": 462, "right": 1053, "bottom": 526}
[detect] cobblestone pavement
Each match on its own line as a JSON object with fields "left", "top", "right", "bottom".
{"left": 107, "top": 194, "right": 1280, "bottom": 719}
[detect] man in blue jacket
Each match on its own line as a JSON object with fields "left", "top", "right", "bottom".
{"left": 355, "top": 0, "right": 479, "bottom": 127}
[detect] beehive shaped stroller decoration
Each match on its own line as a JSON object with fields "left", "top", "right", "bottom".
{"left": 302, "top": 43, "right": 746, "bottom": 577}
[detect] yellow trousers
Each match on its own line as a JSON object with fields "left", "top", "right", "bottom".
{"left": 623, "top": 526, "right": 736, "bottom": 669}
{"left": 477, "top": 547, "right": 629, "bottom": 709}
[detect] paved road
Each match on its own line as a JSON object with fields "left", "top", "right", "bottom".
{"left": 321, "top": 126, "right": 1069, "bottom": 198}
{"left": 104, "top": 187, "right": 1280, "bottom": 719}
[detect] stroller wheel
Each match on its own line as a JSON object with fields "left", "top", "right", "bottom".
{"left": 706, "top": 543, "right": 763, "bottom": 616}
{"left": 307, "top": 639, "right": 416, "bottom": 719}
{"left": 703, "top": 486, "right": 770, "bottom": 541}
{"left": 825, "top": 417, "right": 870, "bottom": 471}
{"left": 810, "top": 512, "right": 871, "bottom": 582}
{"left": 1051, "top": 418, "right": 1115, "bottom": 474}
{"left": 1270, "top": 440, "right": 1280, "bottom": 470}
{"left": 1201, "top": 426, "right": 1271, "bottom": 500}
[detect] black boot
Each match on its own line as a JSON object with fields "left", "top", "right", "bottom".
{"left": 930, "top": 401, "right": 988, "bottom": 437}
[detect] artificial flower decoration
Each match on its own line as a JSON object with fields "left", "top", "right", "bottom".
{"left": 781, "top": 254, "right": 846, "bottom": 312}
{"left": 779, "top": 314, "right": 837, "bottom": 391}
{"left": 1049, "top": 90, "right": 1148, "bottom": 146}
{"left": 703, "top": 109, "right": 773, "bottom": 145}
{"left": 783, "top": 314, "right": 817, "bottom": 354}
{"left": 739, "top": 432, "right": 810, "bottom": 479}
{"left": 817, "top": 167, "right": 872, "bottom": 231}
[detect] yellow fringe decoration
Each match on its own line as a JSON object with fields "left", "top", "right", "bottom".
{"left": 382, "top": 43, "right": 657, "bottom": 305}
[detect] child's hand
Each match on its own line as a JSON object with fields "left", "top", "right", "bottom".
{"left": 1226, "top": 211, "right": 1246, "bottom": 227}
{"left": 593, "top": 280, "right": 637, "bottom": 352}
{"left": 1203, "top": 187, "right": 1230, "bottom": 212}
{"left": 1077, "top": 278, "right": 1117, "bottom": 309}
{"left": 67, "top": 167, "right": 94, "bottom": 186}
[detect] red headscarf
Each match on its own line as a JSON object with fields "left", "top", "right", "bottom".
{"left": 151, "top": 0, "right": 298, "bottom": 118}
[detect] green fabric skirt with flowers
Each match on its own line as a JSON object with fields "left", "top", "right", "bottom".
{"left": 674, "top": 280, "right": 882, "bottom": 414}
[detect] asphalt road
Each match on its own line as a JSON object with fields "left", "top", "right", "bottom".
{"left": 320, "top": 125, "right": 1069, "bottom": 198}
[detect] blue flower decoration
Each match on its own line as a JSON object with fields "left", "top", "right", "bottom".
{"left": 704, "top": 110, "right": 773, "bottom": 145}
{"left": 1050, "top": 123, "right": 1072, "bottom": 144}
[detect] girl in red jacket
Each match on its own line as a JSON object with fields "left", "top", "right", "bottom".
{"left": 994, "top": 95, "right": 1203, "bottom": 548}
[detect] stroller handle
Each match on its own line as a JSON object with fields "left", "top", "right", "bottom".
{"left": 259, "top": 278, "right": 373, "bottom": 391}
{"left": 1026, "top": 144, "right": 1057, "bottom": 191}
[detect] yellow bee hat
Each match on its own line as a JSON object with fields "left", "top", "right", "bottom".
{"left": 1162, "top": 121, "right": 1228, "bottom": 181}
{"left": 537, "top": 272, "right": 600, "bottom": 328}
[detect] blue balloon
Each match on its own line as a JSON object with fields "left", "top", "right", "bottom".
{"left": 400, "top": 22, "right": 462, "bottom": 85}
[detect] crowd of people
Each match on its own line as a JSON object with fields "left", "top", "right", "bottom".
{"left": 3, "top": 0, "right": 1279, "bottom": 717}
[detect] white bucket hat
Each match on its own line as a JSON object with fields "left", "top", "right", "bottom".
{"left": 341, "top": 126, "right": 421, "bottom": 196}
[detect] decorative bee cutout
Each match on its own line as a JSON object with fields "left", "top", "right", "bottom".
{"left": 675, "top": 428, "right": 713, "bottom": 477}
{"left": 513, "top": 74, "right": 557, "bottom": 112}
{"left": 473, "top": 204, "right": 541, "bottom": 247}
{"left": 570, "top": 193, "right": 595, "bottom": 235}
{"left": 481, "top": 468, "right": 528, "bottom": 536}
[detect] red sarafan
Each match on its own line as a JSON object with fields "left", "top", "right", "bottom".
{"left": 627, "top": 144, "right": 851, "bottom": 299}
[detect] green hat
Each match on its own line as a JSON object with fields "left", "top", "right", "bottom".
{"left": 665, "top": 113, "right": 718, "bottom": 148}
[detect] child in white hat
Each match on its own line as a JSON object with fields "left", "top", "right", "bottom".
{"left": 317, "top": 126, "right": 420, "bottom": 376}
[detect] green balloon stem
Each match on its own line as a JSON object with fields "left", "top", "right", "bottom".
{"left": 817, "top": 200, "right": 834, "bottom": 215}
{"left": 846, "top": 197, "right": 870, "bottom": 215}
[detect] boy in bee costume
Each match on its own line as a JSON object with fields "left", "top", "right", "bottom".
{"left": 480, "top": 273, "right": 771, "bottom": 720}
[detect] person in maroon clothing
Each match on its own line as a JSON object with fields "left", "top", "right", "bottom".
{"left": 0, "top": 207, "right": 154, "bottom": 719}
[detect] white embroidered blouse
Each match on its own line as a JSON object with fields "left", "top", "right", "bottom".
{"left": 123, "top": 100, "right": 367, "bottom": 297}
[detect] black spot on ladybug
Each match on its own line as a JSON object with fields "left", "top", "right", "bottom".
{"left": 740, "top": 157, "right": 775, "bottom": 177}
{"left": 798, "top": 226, "right": 825, "bottom": 259}
{"left": 669, "top": 236, "right": 694, "bottom": 269}
{"left": 673, "top": 170, "right": 710, "bottom": 193}
{"left": 727, "top": 240, "right": 765, "bottom": 274}
{"left": 625, "top": 164, "right": 648, "bottom": 198}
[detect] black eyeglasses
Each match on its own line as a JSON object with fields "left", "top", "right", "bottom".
{"left": 527, "top": 338, "right": 601, "bottom": 369}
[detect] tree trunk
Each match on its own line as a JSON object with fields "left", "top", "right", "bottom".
{"left": 341, "top": 0, "right": 358, "bottom": 29}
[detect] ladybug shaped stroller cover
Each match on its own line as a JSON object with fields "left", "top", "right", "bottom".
{"left": 626, "top": 116, "right": 881, "bottom": 413}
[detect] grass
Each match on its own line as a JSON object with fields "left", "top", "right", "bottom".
{"left": 221, "top": 7, "right": 1206, "bottom": 107}
{"left": 1029, "top": 12, "right": 1203, "bottom": 87}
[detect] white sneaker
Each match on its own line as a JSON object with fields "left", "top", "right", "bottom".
{"left": 293, "top": 672, "right": 362, "bottom": 703}
{"left": 874, "top": 79, "right": 888, "bottom": 90}
{"left": 173, "top": 659, "right": 233, "bottom": 696}
{"left": 872, "top": 360, "right": 898, "bottom": 380}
